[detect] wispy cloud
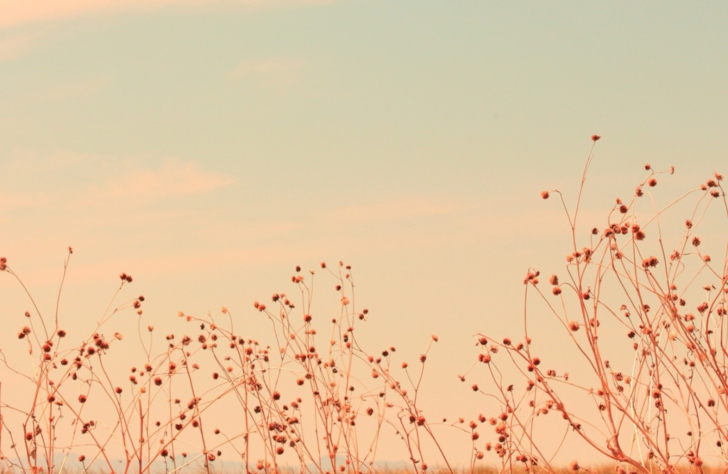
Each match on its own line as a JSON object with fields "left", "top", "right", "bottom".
{"left": 0, "top": 149, "right": 90, "bottom": 211}
{"left": 40, "top": 76, "right": 111, "bottom": 102}
{"left": 0, "top": 191, "right": 49, "bottom": 213}
{"left": 0, "top": 33, "right": 38, "bottom": 62}
{"left": 0, "top": 1, "right": 341, "bottom": 30}
{"left": 5, "top": 148, "right": 90, "bottom": 174}
{"left": 1, "top": 151, "right": 235, "bottom": 211}
{"left": 324, "top": 197, "right": 475, "bottom": 225}
{"left": 100, "top": 159, "right": 236, "bottom": 202}
{"left": 1, "top": 0, "right": 185, "bottom": 29}
{"left": 228, "top": 58, "right": 302, "bottom": 79}
{"left": 226, "top": 57, "right": 304, "bottom": 91}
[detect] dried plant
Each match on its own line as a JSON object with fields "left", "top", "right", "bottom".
{"left": 0, "top": 257, "right": 453, "bottom": 473}
{"left": 2, "top": 136, "right": 726, "bottom": 474}
{"left": 465, "top": 136, "right": 728, "bottom": 474}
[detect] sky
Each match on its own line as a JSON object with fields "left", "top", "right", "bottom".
{"left": 1, "top": 0, "right": 728, "bottom": 468}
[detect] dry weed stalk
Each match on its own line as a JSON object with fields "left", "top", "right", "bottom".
{"left": 465, "top": 137, "right": 728, "bottom": 474}
{"left": 2, "top": 137, "right": 725, "bottom": 474}
{"left": 0, "top": 257, "right": 453, "bottom": 473}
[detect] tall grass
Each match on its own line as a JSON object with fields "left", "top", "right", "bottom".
{"left": 1, "top": 136, "right": 726, "bottom": 473}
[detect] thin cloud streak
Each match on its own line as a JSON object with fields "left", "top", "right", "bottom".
{"left": 1, "top": 151, "right": 236, "bottom": 212}
{"left": 99, "top": 159, "right": 236, "bottom": 202}
{"left": 323, "top": 197, "right": 476, "bottom": 224}
{"left": 0, "top": 33, "right": 38, "bottom": 62}
{"left": 39, "top": 76, "right": 111, "bottom": 102}
{"left": 5, "top": 149, "right": 91, "bottom": 174}
{"left": 227, "top": 58, "right": 303, "bottom": 79}
{"left": 0, "top": 0, "right": 341, "bottom": 30}
{"left": 226, "top": 57, "right": 305, "bottom": 92}
{"left": 0, "top": 191, "right": 50, "bottom": 212}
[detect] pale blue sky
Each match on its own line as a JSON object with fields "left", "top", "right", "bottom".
{"left": 1, "top": 1, "right": 727, "bottom": 465}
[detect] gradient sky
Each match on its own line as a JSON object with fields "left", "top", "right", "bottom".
{"left": 1, "top": 1, "right": 728, "bottom": 466}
